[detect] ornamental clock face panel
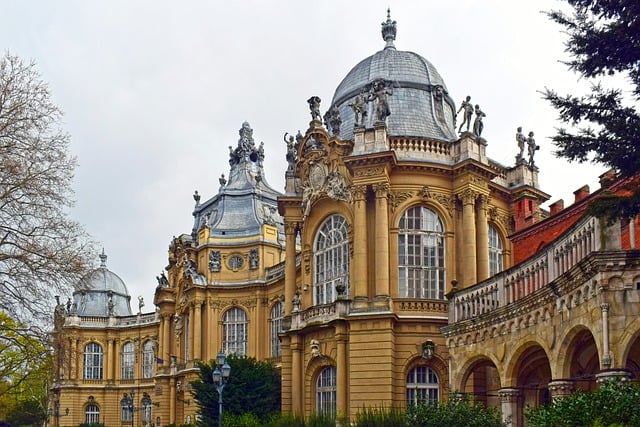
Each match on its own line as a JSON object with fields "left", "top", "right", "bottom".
{"left": 228, "top": 255, "right": 244, "bottom": 270}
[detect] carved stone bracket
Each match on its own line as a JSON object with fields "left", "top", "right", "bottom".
{"left": 389, "top": 190, "right": 413, "bottom": 212}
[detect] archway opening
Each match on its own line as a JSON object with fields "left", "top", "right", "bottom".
{"left": 512, "top": 345, "right": 551, "bottom": 426}
{"left": 462, "top": 358, "right": 501, "bottom": 409}
{"left": 625, "top": 334, "right": 640, "bottom": 380}
{"left": 565, "top": 329, "right": 599, "bottom": 391}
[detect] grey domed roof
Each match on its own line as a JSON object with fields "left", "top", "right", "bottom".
{"left": 73, "top": 251, "right": 132, "bottom": 317}
{"left": 191, "top": 122, "right": 284, "bottom": 239}
{"left": 329, "top": 12, "right": 457, "bottom": 142}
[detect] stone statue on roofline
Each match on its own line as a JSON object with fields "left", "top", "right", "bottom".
{"left": 369, "top": 79, "right": 392, "bottom": 124}
{"left": 349, "top": 90, "right": 367, "bottom": 128}
{"left": 473, "top": 104, "right": 486, "bottom": 137}
{"left": 516, "top": 127, "right": 526, "bottom": 164}
{"left": 307, "top": 96, "right": 322, "bottom": 122}
{"left": 457, "top": 95, "right": 473, "bottom": 133}
{"left": 527, "top": 131, "right": 540, "bottom": 168}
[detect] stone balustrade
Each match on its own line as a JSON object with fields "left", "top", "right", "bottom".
{"left": 449, "top": 216, "right": 603, "bottom": 322}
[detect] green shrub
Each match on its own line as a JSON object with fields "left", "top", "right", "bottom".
{"left": 353, "top": 406, "right": 407, "bottom": 427}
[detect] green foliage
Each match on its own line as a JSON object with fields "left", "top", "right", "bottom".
{"left": 526, "top": 380, "right": 640, "bottom": 427}
{"left": 262, "top": 413, "right": 306, "bottom": 427}
{"left": 0, "top": 312, "right": 51, "bottom": 426}
{"left": 223, "top": 412, "right": 261, "bottom": 427}
{"left": 353, "top": 406, "right": 407, "bottom": 427}
{"left": 544, "top": 0, "right": 640, "bottom": 219}
{"left": 406, "top": 393, "right": 506, "bottom": 427}
{"left": 192, "top": 355, "right": 281, "bottom": 425}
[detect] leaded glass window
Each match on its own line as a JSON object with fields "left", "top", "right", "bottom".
{"left": 270, "top": 302, "right": 283, "bottom": 358}
{"left": 83, "top": 342, "right": 103, "bottom": 380}
{"left": 223, "top": 307, "right": 247, "bottom": 356}
{"left": 314, "top": 215, "right": 350, "bottom": 305}
{"left": 489, "top": 224, "right": 504, "bottom": 276}
{"left": 316, "top": 366, "right": 336, "bottom": 416}
{"left": 121, "top": 342, "right": 135, "bottom": 380}
{"left": 398, "top": 206, "right": 445, "bottom": 299}
{"left": 406, "top": 366, "right": 439, "bottom": 404}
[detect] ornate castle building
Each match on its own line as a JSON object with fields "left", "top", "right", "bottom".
{"left": 50, "top": 11, "right": 640, "bottom": 427}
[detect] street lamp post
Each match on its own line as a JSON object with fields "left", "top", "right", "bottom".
{"left": 212, "top": 350, "right": 231, "bottom": 427}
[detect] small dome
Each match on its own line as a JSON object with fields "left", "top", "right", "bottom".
{"left": 330, "top": 11, "right": 457, "bottom": 142}
{"left": 73, "top": 251, "right": 132, "bottom": 317}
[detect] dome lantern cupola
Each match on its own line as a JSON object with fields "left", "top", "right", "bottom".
{"left": 381, "top": 8, "right": 397, "bottom": 49}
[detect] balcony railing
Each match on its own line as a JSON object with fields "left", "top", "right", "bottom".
{"left": 449, "top": 215, "right": 604, "bottom": 322}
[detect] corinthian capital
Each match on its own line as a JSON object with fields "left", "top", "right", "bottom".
{"left": 457, "top": 188, "right": 478, "bottom": 205}
{"left": 372, "top": 182, "right": 390, "bottom": 198}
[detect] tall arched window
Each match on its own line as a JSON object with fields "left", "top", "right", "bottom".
{"left": 314, "top": 215, "right": 350, "bottom": 305}
{"left": 85, "top": 404, "right": 100, "bottom": 424}
{"left": 406, "top": 366, "right": 439, "bottom": 404}
{"left": 141, "top": 393, "right": 153, "bottom": 425}
{"left": 270, "top": 302, "right": 283, "bottom": 358}
{"left": 489, "top": 224, "right": 504, "bottom": 276}
{"left": 398, "top": 206, "right": 445, "bottom": 299}
{"left": 316, "top": 366, "right": 336, "bottom": 416}
{"left": 142, "top": 340, "right": 155, "bottom": 379}
{"left": 83, "top": 342, "right": 103, "bottom": 380}
{"left": 223, "top": 307, "right": 247, "bottom": 356}
{"left": 121, "top": 342, "right": 135, "bottom": 380}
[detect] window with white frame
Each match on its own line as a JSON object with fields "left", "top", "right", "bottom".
{"left": 489, "top": 224, "right": 504, "bottom": 276}
{"left": 406, "top": 366, "right": 439, "bottom": 404}
{"left": 270, "top": 302, "right": 283, "bottom": 358}
{"left": 316, "top": 366, "right": 336, "bottom": 416}
{"left": 85, "top": 404, "right": 100, "bottom": 424}
{"left": 121, "top": 399, "right": 132, "bottom": 422}
{"left": 398, "top": 206, "right": 445, "bottom": 299}
{"left": 141, "top": 394, "right": 153, "bottom": 425}
{"left": 142, "top": 340, "right": 155, "bottom": 379}
{"left": 314, "top": 215, "right": 350, "bottom": 305}
{"left": 121, "top": 342, "right": 135, "bottom": 380}
{"left": 83, "top": 342, "right": 103, "bottom": 380}
{"left": 223, "top": 307, "right": 247, "bottom": 356}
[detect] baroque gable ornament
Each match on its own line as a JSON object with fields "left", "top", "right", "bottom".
{"left": 297, "top": 128, "right": 354, "bottom": 220}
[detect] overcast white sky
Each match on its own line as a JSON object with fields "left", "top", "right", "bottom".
{"left": 2, "top": 0, "right": 605, "bottom": 309}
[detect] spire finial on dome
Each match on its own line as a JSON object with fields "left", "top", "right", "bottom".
{"left": 99, "top": 248, "right": 107, "bottom": 268}
{"left": 381, "top": 8, "right": 397, "bottom": 49}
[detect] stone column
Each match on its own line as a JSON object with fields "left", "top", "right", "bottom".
{"left": 114, "top": 340, "right": 121, "bottom": 382}
{"left": 284, "top": 221, "right": 298, "bottom": 315}
{"left": 163, "top": 314, "right": 171, "bottom": 365}
{"left": 476, "top": 194, "right": 489, "bottom": 281}
{"left": 188, "top": 305, "right": 195, "bottom": 363}
{"left": 336, "top": 324, "right": 348, "bottom": 415}
{"left": 373, "top": 183, "right": 390, "bottom": 299}
{"left": 459, "top": 189, "right": 477, "bottom": 286}
{"left": 71, "top": 338, "right": 78, "bottom": 381}
{"left": 352, "top": 185, "right": 368, "bottom": 301}
{"left": 169, "top": 378, "right": 176, "bottom": 425}
{"left": 600, "top": 303, "right": 611, "bottom": 368}
{"left": 193, "top": 301, "right": 202, "bottom": 361}
{"left": 498, "top": 388, "right": 520, "bottom": 427}
{"left": 548, "top": 380, "right": 575, "bottom": 400}
{"left": 207, "top": 300, "right": 217, "bottom": 360}
{"left": 105, "top": 339, "right": 113, "bottom": 380}
{"left": 291, "top": 336, "right": 303, "bottom": 414}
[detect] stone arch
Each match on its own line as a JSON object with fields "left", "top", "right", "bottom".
{"left": 618, "top": 316, "right": 640, "bottom": 378}
{"left": 301, "top": 200, "right": 352, "bottom": 244}
{"left": 504, "top": 340, "right": 552, "bottom": 426}
{"left": 461, "top": 356, "right": 502, "bottom": 410}
{"left": 391, "top": 198, "right": 453, "bottom": 234}
{"left": 304, "top": 353, "right": 336, "bottom": 414}
{"left": 556, "top": 325, "right": 600, "bottom": 391}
